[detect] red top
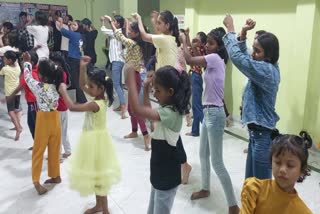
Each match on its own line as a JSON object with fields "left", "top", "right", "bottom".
{"left": 57, "top": 71, "right": 68, "bottom": 111}
{"left": 20, "top": 65, "right": 39, "bottom": 103}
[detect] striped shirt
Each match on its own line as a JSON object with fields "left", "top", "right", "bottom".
{"left": 100, "top": 26, "right": 124, "bottom": 63}
{"left": 114, "top": 29, "right": 143, "bottom": 71}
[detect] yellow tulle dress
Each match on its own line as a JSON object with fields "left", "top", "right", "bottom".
{"left": 68, "top": 99, "right": 121, "bottom": 196}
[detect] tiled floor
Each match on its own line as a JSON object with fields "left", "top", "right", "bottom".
{"left": 0, "top": 91, "right": 319, "bottom": 214}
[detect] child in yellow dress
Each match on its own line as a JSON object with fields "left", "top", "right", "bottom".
{"left": 240, "top": 130, "right": 313, "bottom": 214}
{"left": 59, "top": 56, "right": 120, "bottom": 214}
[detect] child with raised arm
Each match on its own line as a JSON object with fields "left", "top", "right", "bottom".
{"left": 22, "top": 52, "right": 63, "bottom": 195}
{"left": 132, "top": 11, "right": 193, "bottom": 183}
{"left": 125, "top": 63, "right": 191, "bottom": 214}
{"left": 240, "top": 131, "right": 313, "bottom": 214}
{"left": 59, "top": 56, "right": 120, "bottom": 214}
{"left": 104, "top": 15, "right": 152, "bottom": 150}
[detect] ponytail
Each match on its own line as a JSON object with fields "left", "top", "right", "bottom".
{"left": 172, "top": 17, "right": 180, "bottom": 47}
{"left": 159, "top": 10, "right": 180, "bottom": 47}
{"left": 54, "top": 65, "right": 64, "bottom": 92}
{"left": 104, "top": 76, "right": 114, "bottom": 106}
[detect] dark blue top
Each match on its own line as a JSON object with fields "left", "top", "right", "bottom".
{"left": 61, "top": 28, "right": 82, "bottom": 59}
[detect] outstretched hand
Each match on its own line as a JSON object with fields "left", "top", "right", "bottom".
{"left": 104, "top": 15, "right": 112, "bottom": 22}
{"left": 80, "top": 56, "right": 91, "bottom": 67}
{"left": 242, "top": 19, "right": 256, "bottom": 32}
{"left": 223, "top": 14, "right": 235, "bottom": 32}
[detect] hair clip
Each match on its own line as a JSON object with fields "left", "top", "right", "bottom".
{"left": 105, "top": 76, "right": 109, "bottom": 81}
{"left": 54, "top": 65, "right": 58, "bottom": 70}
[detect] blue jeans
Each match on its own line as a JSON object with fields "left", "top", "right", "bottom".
{"left": 200, "top": 107, "right": 237, "bottom": 206}
{"left": 112, "top": 61, "right": 125, "bottom": 105}
{"left": 245, "top": 129, "right": 273, "bottom": 179}
{"left": 191, "top": 72, "right": 203, "bottom": 136}
{"left": 147, "top": 186, "right": 178, "bottom": 214}
{"left": 138, "top": 69, "right": 147, "bottom": 104}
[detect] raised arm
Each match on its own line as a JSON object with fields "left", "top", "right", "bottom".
{"left": 59, "top": 83, "right": 99, "bottom": 112}
{"left": 132, "top": 13, "right": 153, "bottom": 43}
{"left": 125, "top": 63, "right": 160, "bottom": 121}
{"left": 180, "top": 33, "right": 206, "bottom": 67}
{"left": 78, "top": 56, "right": 91, "bottom": 95}
{"left": 100, "top": 16, "right": 114, "bottom": 37}
{"left": 150, "top": 11, "right": 160, "bottom": 34}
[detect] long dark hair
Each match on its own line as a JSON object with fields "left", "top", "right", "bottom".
{"left": 38, "top": 60, "right": 64, "bottom": 92}
{"left": 154, "top": 66, "right": 191, "bottom": 115}
{"left": 207, "top": 27, "right": 228, "bottom": 64}
{"left": 271, "top": 130, "right": 313, "bottom": 182}
{"left": 130, "top": 22, "right": 155, "bottom": 65}
{"left": 256, "top": 32, "right": 279, "bottom": 64}
{"left": 49, "top": 51, "right": 71, "bottom": 86}
{"left": 87, "top": 69, "right": 114, "bottom": 106}
{"left": 4, "top": 50, "right": 19, "bottom": 64}
{"left": 159, "top": 10, "right": 180, "bottom": 47}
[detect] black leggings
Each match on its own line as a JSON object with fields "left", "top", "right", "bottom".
{"left": 68, "top": 57, "right": 87, "bottom": 103}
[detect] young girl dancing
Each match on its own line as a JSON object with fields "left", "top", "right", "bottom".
{"left": 59, "top": 56, "right": 120, "bottom": 214}
{"left": 22, "top": 52, "right": 63, "bottom": 195}
{"left": 125, "top": 63, "right": 191, "bottom": 214}
{"left": 0, "top": 51, "right": 22, "bottom": 140}
{"left": 104, "top": 15, "right": 152, "bottom": 151}
{"left": 132, "top": 10, "right": 192, "bottom": 183}
{"left": 240, "top": 130, "right": 313, "bottom": 213}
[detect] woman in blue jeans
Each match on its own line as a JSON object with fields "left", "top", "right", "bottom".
{"left": 223, "top": 15, "right": 280, "bottom": 180}
{"left": 181, "top": 28, "right": 239, "bottom": 214}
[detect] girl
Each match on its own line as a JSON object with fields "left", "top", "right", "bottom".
{"left": 104, "top": 15, "right": 152, "bottom": 151}
{"left": 0, "top": 51, "right": 22, "bottom": 140}
{"left": 26, "top": 11, "right": 49, "bottom": 59}
{"left": 125, "top": 63, "right": 191, "bottom": 214}
{"left": 223, "top": 15, "right": 280, "bottom": 179}
{"left": 22, "top": 52, "right": 63, "bottom": 195}
{"left": 59, "top": 56, "right": 120, "bottom": 214}
{"left": 185, "top": 31, "right": 207, "bottom": 137}
{"left": 180, "top": 28, "right": 239, "bottom": 214}
{"left": 49, "top": 52, "right": 72, "bottom": 159}
{"left": 100, "top": 15, "right": 126, "bottom": 118}
{"left": 132, "top": 10, "right": 192, "bottom": 184}
{"left": 240, "top": 131, "right": 313, "bottom": 213}
{"left": 56, "top": 18, "right": 87, "bottom": 104}
{"left": 81, "top": 18, "right": 98, "bottom": 68}
{"left": 4, "top": 51, "right": 39, "bottom": 149}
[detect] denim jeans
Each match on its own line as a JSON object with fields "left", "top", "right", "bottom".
{"left": 199, "top": 107, "right": 237, "bottom": 206}
{"left": 147, "top": 186, "right": 178, "bottom": 214}
{"left": 245, "top": 129, "right": 273, "bottom": 179}
{"left": 138, "top": 69, "right": 147, "bottom": 104}
{"left": 112, "top": 61, "right": 125, "bottom": 105}
{"left": 191, "top": 72, "right": 203, "bottom": 136}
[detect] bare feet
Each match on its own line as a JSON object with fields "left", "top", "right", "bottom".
{"left": 143, "top": 134, "right": 151, "bottom": 151}
{"left": 44, "top": 176, "right": 61, "bottom": 184}
{"left": 84, "top": 205, "right": 103, "bottom": 214}
{"left": 113, "top": 106, "right": 121, "bottom": 111}
{"left": 243, "top": 148, "right": 248, "bottom": 153}
{"left": 14, "top": 128, "right": 22, "bottom": 141}
{"left": 28, "top": 146, "right": 33, "bottom": 150}
{"left": 120, "top": 104, "right": 127, "bottom": 119}
{"left": 185, "top": 132, "right": 193, "bottom": 136}
{"left": 34, "top": 182, "right": 48, "bottom": 195}
{"left": 124, "top": 132, "right": 138, "bottom": 139}
{"left": 9, "top": 127, "right": 16, "bottom": 130}
{"left": 186, "top": 113, "right": 192, "bottom": 127}
{"left": 181, "top": 163, "right": 192, "bottom": 184}
{"left": 190, "top": 190, "right": 210, "bottom": 200}
{"left": 229, "top": 205, "right": 240, "bottom": 214}
{"left": 62, "top": 153, "right": 71, "bottom": 158}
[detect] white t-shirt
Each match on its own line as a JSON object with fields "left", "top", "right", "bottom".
{"left": 151, "top": 34, "right": 178, "bottom": 70}
{"left": 27, "top": 25, "right": 49, "bottom": 59}
{"left": 0, "top": 46, "right": 19, "bottom": 57}
{"left": 60, "top": 24, "right": 69, "bottom": 51}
